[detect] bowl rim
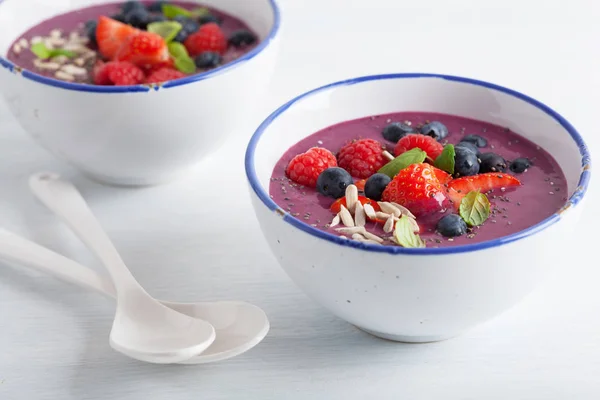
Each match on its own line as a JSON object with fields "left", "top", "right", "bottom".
{"left": 0, "top": 0, "right": 281, "bottom": 93}
{"left": 245, "top": 72, "right": 592, "bottom": 255}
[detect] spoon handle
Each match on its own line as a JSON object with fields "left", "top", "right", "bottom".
{"left": 29, "top": 172, "right": 138, "bottom": 293}
{"left": 0, "top": 228, "right": 116, "bottom": 299}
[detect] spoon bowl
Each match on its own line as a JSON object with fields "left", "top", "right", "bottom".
{"left": 0, "top": 228, "right": 270, "bottom": 364}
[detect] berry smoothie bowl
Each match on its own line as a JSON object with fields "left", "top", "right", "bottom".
{"left": 245, "top": 73, "right": 591, "bottom": 343}
{"left": 0, "top": 0, "right": 281, "bottom": 185}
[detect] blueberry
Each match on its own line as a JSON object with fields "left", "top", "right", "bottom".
{"left": 84, "top": 20, "right": 97, "bottom": 45}
{"left": 121, "top": 1, "right": 146, "bottom": 14}
{"left": 436, "top": 214, "right": 468, "bottom": 238}
{"left": 228, "top": 30, "right": 257, "bottom": 47}
{"left": 194, "top": 51, "right": 222, "bottom": 68}
{"left": 479, "top": 152, "right": 507, "bottom": 173}
{"left": 455, "top": 141, "right": 480, "bottom": 157}
{"left": 111, "top": 13, "right": 127, "bottom": 23}
{"left": 461, "top": 134, "right": 487, "bottom": 148}
{"left": 198, "top": 14, "right": 221, "bottom": 25}
{"left": 364, "top": 173, "right": 391, "bottom": 201}
{"left": 316, "top": 167, "right": 353, "bottom": 199}
{"left": 171, "top": 16, "right": 200, "bottom": 42}
{"left": 510, "top": 157, "right": 531, "bottom": 173}
{"left": 420, "top": 121, "right": 448, "bottom": 141}
{"left": 454, "top": 145, "right": 480, "bottom": 177}
{"left": 381, "top": 122, "right": 416, "bottom": 143}
{"left": 124, "top": 8, "right": 151, "bottom": 29}
{"left": 148, "top": 1, "right": 167, "bottom": 12}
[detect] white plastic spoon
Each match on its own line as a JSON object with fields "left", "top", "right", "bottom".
{"left": 29, "top": 172, "right": 216, "bottom": 364}
{"left": 0, "top": 228, "right": 269, "bottom": 364}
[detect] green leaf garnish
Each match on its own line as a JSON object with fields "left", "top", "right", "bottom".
{"left": 168, "top": 42, "right": 196, "bottom": 74}
{"left": 393, "top": 215, "right": 426, "bottom": 248}
{"left": 378, "top": 148, "right": 427, "bottom": 178}
{"left": 459, "top": 190, "right": 491, "bottom": 226}
{"left": 147, "top": 21, "right": 182, "bottom": 43}
{"left": 434, "top": 144, "right": 455, "bottom": 174}
{"left": 174, "top": 57, "right": 196, "bottom": 74}
{"left": 191, "top": 7, "right": 211, "bottom": 18}
{"left": 162, "top": 4, "right": 192, "bottom": 18}
{"left": 30, "top": 42, "right": 76, "bottom": 60}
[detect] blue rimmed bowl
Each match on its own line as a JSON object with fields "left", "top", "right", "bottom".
{"left": 0, "top": 0, "right": 281, "bottom": 186}
{"left": 245, "top": 73, "right": 591, "bottom": 342}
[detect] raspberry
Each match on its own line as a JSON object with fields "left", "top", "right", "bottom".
{"left": 394, "top": 134, "right": 444, "bottom": 160}
{"left": 93, "top": 61, "right": 145, "bottom": 86}
{"left": 382, "top": 163, "right": 448, "bottom": 217}
{"left": 184, "top": 23, "right": 227, "bottom": 56}
{"left": 144, "top": 67, "right": 187, "bottom": 84}
{"left": 285, "top": 147, "right": 337, "bottom": 187}
{"left": 337, "top": 139, "right": 386, "bottom": 179}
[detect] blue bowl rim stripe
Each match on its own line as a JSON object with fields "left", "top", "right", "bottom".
{"left": 0, "top": 0, "right": 281, "bottom": 93}
{"left": 245, "top": 72, "right": 592, "bottom": 255}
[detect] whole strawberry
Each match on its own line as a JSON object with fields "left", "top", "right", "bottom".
{"left": 382, "top": 163, "right": 448, "bottom": 216}
{"left": 286, "top": 147, "right": 337, "bottom": 187}
{"left": 184, "top": 23, "right": 227, "bottom": 56}
{"left": 337, "top": 138, "right": 386, "bottom": 179}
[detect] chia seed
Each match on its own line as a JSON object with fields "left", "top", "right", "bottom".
{"left": 435, "top": 239, "right": 442, "bottom": 244}
{"left": 517, "top": 202, "right": 521, "bottom": 206}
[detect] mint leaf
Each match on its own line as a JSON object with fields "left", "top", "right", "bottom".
{"left": 191, "top": 7, "right": 211, "bottom": 18}
{"left": 147, "top": 21, "right": 182, "bottom": 43}
{"left": 393, "top": 215, "right": 426, "bottom": 248}
{"left": 30, "top": 42, "right": 76, "bottom": 59}
{"left": 168, "top": 42, "right": 195, "bottom": 74}
{"left": 162, "top": 4, "right": 192, "bottom": 18}
{"left": 434, "top": 144, "right": 455, "bottom": 174}
{"left": 174, "top": 57, "right": 196, "bottom": 74}
{"left": 459, "top": 190, "right": 490, "bottom": 226}
{"left": 378, "top": 148, "right": 427, "bottom": 178}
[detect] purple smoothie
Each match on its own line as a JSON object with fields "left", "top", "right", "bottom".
{"left": 269, "top": 112, "right": 568, "bottom": 248}
{"left": 6, "top": 1, "right": 257, "bottom": 84}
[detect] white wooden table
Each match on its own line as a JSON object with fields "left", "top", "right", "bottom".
{"left": 1, "top": 0, "right": 599, "bottom": 398}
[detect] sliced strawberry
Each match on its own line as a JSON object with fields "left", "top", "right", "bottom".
{"left": 115, "top": 31, "right": 170, "bottom": 67}
{"left": 96, "top": 16, "right": 140, "bottom": 60}
{"left": 447, "top": 172, "right": 522, "bottom": 205}
{"left": 330, "top": 195, "right": 381, "bottom": 214}
{"left": 431, "top": 166, "right": 453, "bottom": 185}
{"left": 394, "top": 134, "right": 444, "bottom": 160}
{"left": 354, "top": 179, "right": 367, "bottom": 192}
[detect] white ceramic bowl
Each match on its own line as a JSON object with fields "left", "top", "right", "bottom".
{"left": 245, "top": 73, "right": 592, "bottom": 343}
{"left": 0, "top": 0, "right": 280, "bottom": 186}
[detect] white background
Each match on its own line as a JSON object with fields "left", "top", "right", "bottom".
{"left": 1, "top": 0, "right": 599, "bottom": 399}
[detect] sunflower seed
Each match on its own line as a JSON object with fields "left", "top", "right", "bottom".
{"left": 375, "top": 211, "right": 391, "bottom": 221}
{"left": 408, "top": 217, "right": 420, "bottom": 233}
{"left": 50, "top": 29, "right": 62, "bottom": 38}
{"left": 330, "top": 213, "right": 340, "bottom": 228}
{"left": 363, "top": 203, "right": 377, "bottom": 219}
{"left": 18, "top": 38, "right": 29, "bottom": 48}
{"left": 378, "top": 202, "right": 402, "bottom": 217}
{"left": 390, "top": 202, "right": 416, "bottom": 219}
{"left": 48, "top": 37, "right": 66, "bottom": 47}
{"left": 352, "top": 233, "right": 382, "bottom": 245}
{"left": 31, "top": 36, "right": 43, "bottom": 44}
{"left": 61, "top": 64, "right": 87, "bottom": 76}
{"left": 353, "top": 202, "right": 365, "bottom": 227}
{"left": 339, "top": 205, "right": 355, "bottom": 227}
{"left": 74, "top": 58, "right": 86, "bottom": 66}
{"left": 362, "top": 230, "right": 384, "bottom": 243}
{"left": 12, "top": 44, "right": 21, "bottom": 54}
{"left": 33, "top": 59, "right": 60, "bottom": 70}
{"left": 51, "top": 55, "right": 69, "bottom": 64}
{"left": 54, "top": 71, "right": 75, "bottom": 81}
{"left": 345, "top": 185, "right": 358, "bottom": 215}
{"left": 352, "top": 233, "right": 366, "bottom": 240}
{"left": 336, "top": 226, "right": 366, "bottom": 235}
{"left": 82, "top": 51, "right": 97, "bottom": 60}
{"left": 382, "top": 150, "right": 395, "bottom": 161}
{"left": 62, "top": 42, "right": 87, "bottom": 52}
{"left": 383, "top": 215, "right": 395, "bottom": 233}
